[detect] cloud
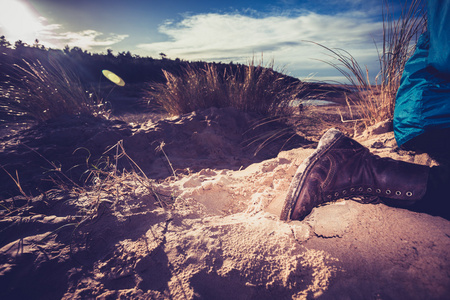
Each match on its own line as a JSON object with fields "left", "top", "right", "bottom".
{"left": 45, "top": 29, "right": 129, "bottom": 50}
{"left": 137, "top": 11, "right": 383, "bottom": 82}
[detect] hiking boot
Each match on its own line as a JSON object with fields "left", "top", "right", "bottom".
{"left": 280, "top": 128, "right": 430, "bottom": 221}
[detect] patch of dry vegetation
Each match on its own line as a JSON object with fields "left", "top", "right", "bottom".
{"left": 145, "top": 59, "right": 305, "bottom": 118}
{"left": 0, "top": 56, "right": 107, "bottom": 122}
{"left": 313, "top": 0, "right": 426, "bottom": 129}
{"left": 0, "top": 139, "right": 169, "bottom": 223}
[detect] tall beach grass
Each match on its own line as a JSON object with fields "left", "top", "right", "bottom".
{"left": 314, "top": 0, "right": 427, "bottom": 128}
{"left": 146, "top": 59, "right": 305, "bottom": 118}
{"left": 0, "top": 55, "right": 105, "bottom": 123}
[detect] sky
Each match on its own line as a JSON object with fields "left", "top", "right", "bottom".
{"left": 0, "top": 0, "right": 403, "bottom": 82}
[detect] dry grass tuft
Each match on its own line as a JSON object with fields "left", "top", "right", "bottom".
{"left": 0, "top": 56, "right": 107, "bottom": 122}
{"left": 75, "top": 140, "right": 170, "bottom": 212}
{"left": 312, "top": 0, "right": 426, "bottom": 128}
{"left": 146, "top": 59, "right": 305, "bottom": 118}
{"left": 0, "top": 139, "right": 172, "bottom": 224}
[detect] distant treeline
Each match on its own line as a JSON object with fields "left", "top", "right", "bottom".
{"left": 0, "top": 36, "right": 302, "bottom": 87}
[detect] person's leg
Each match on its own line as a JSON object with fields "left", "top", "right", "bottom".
{"left": 405, "top": 165, "right": 450, "bottom": 219}
{"left": 402, "top": 128, "right": 450, "bottom": 163}
{"left": 399, "top": 128, "right": 450, "bottom": 219}
{"left": 280, "top": 128, "right": 441, "bottom": 221}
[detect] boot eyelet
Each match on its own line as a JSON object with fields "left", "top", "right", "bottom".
{"left": 350, "top": 188, "right": 355, "bottom": 192}
{"left": 386, "top": 190, "right": 391, "bottom": 195}
{"left": 334, "top": 192, "right": 339, "bottom": 197}
{"left": 367, "top": 188, "right": 373, "bottom": 192}
{"left": 358, "top": 187, "right": 363, "bottom": 192}
{"left": 396, "top": 191, "right": 402, "bottom": 196}
{"left": 327, "top": 195, "right": 332, "bottom": 199}
{"left": 342, "top": 190, "right": 347, "bottom": 195}
{"left": 406, "top": 191, "right": 413, "bottom": 197}
{"left": 376, "top": 189, "right": 381, "bottom": 193}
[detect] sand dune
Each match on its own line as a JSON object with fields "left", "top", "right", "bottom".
{"left": 1, "top": 108, "right": 449, "bottom": 299}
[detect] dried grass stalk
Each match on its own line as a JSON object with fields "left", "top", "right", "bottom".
{"left": 1, "top": 55, "right": 105, "bottom": 122}
{"left": 311, "top": 0, "right": 426, "bottom": 128}
{"left": 146, "top": 59, "right": 305, "bottom": 118}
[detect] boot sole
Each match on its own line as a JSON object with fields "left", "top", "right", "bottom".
{"left": 280, "top": 128, "right": 344, "bottom": 221}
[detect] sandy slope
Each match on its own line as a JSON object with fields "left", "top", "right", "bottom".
{"left": 1, "top": 108, "right": 449, "bottom": 299}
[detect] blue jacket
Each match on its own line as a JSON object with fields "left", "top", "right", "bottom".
{"left": 394, "top": 0, "right": 450, "bottom": 146}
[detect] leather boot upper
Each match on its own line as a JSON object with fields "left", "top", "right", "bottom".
{"left": 286, "top": 129, "right": 430, "bottom": 220}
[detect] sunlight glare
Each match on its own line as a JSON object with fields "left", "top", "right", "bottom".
{"left": 0, "top": 0, "right": 44, "bottom": 43}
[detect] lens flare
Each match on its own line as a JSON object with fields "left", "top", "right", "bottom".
{"left": 102, "top": 70, "right": 125, "bottom": 86}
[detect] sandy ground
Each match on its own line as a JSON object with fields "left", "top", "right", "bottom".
{"left": 1, "top": 106, "right": 449, "bottom": 299}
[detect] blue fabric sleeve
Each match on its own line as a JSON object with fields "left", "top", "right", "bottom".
{"left": 393, "top": 0, "right": 450, "bottom": 147}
